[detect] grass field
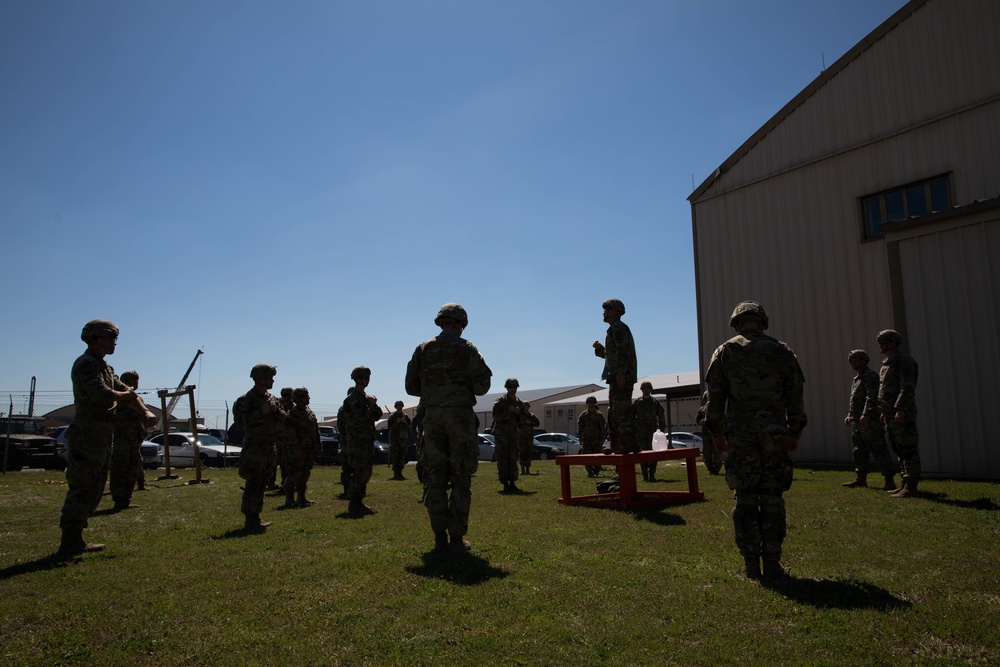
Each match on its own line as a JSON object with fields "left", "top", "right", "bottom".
{"left": 1, "top": 459, "right": 998, "bottom": 666}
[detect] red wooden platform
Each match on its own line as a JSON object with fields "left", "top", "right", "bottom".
{"left": 556, "top": 447, "right": 704, "bottom": 511}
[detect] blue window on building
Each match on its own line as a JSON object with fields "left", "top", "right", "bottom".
{"left": 860, "top": 174, "right": 951, "bottom": 239}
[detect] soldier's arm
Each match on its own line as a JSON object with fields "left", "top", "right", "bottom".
{"left": 895, "top": 357, "right": 918, "bottom": 415}
{"left": 404, "top": 347, "right": 422, "bottom": 397}
{"left": 468, "top": 345, "right": 493, "bottom": 396}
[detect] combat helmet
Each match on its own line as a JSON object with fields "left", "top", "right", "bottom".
{"left": 351, "top": 365, "right": 371, "bottom": 381}
{"left": 81, "top": 319, "right": 119, "bottom": 343}
{"left": 729, "top": 301, "right": 769, "bottom": 330}
{"left": 585, "top": 396, "right": 598, "bottom": 405}
{"left": 848, "top": 349, "right": 869, "bottom": 363}
{"left": 434, "top": 303, "right": 469, "bottom": 328}
{"left": 250, "top": 364, "right": 277, "bottom": 380}
{"left": 602, "top": 298, "right": 626, "bottom": 315}
{"left": 291, "top": 387, "right": 309, "bottom": 401}
{"left": 876, "top": 329, "right": 902, "bottom": 346}
{"left": 505, "top": 377, "right": 519, "bottom": 388}
{"left": 394, "top": 400, "right": 404, "bottom": 409}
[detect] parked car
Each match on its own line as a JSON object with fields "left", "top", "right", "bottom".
{"left": 477, "top": 434, "right": 495, "bottom": 462}
{"left": 148, "top": 432, "right": 241, "bottom": 468}
{"left": 140, "top": 441, "right": 163, "bottom": 469}
{"left": 0, "top": 416, "right": 63, "bottom": 471}
{"left": 531, "top": 440, "right": 563, "bottom": 460}
{"left": 533, "top": 433, "right": 582, "bottom": 455}
{"left": 664, "top": 431, "right": 704, "bottom": 451}
{"left": 206, "top": 428, "right": 228, "bottom": 444}
{"left": 373, "top": 439, "right": 390, "bottom": 465}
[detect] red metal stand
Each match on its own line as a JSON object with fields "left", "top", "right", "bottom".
{"left": 556, "top": 447, "right": 704, "bottom": 510}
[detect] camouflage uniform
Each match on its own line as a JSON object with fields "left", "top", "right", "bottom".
{"left": 601, "top": 317, "right": 638, "bottom": 453}
{"left": 405, "top": 304, "right": 492, "bottom": 550}
{"left": 342, "top": 387, "right": 383, "bottom": 505}
{"left": 273, "top": 392, "right": 296, "bottom": 491}
{"left": 61, "top": 350, "right": 128, "bottom": 530}
{"left": 519, "top": 406, "right": 540, "bottom": 473}
{"left": 696, "top": 397, "right": 722, "bottom": 475}
{"left": 110, "top": 395, "right": 148, "bottom": 508}
{"left": 412, "top": 403, "right": 427, "bottom": 485}
{"left": 577, "top": 404, "right": 607, "bottom": 477}
{"left": 336, "top": 401, "right": 352, "bottom": 496}
{"left": 233, "top": 383, "right": 285, "bottom": 521}
{"left": 847, "top": 365, "right": 893, "bottom": 482}
{"left": 633, "top": 394, "right": 666, "bottom": 481}
{"left": 388, "top": 409, "right": 412, "bottom": 478}
{"left": 492, "top": 393, "right": 525, "bottom": 487}
{"left": 706, "top": 325, "right": 806, "bottom": 569}
{"left": 869, "top": 350, "right": 920, "bottom": 492}
{"left": 286, "top": 401, "right": 319, "bottom": 504}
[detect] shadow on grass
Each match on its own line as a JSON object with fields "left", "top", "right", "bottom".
{"left": 0, "top": 552, "right": 117, "bottom": 580}
{"left": 918, "top": 492, "right": 999, "bottom": 511}
{"left": 406, "top": 551, "right": 509, "bottom": 586}
{"left": 762, "top": 576, "right": 912, "bottom": 610}
{"left": 632, "top": 500, "right": 706, "bottom": 527}
{"left": 212, "top": 526, "right": 272, "bottom": 540}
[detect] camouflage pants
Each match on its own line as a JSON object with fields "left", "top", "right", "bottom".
{"left": 285, "top": 446, "right": 314, "bottom": 493}
{"left": 884, "top": 415, "right": 920, "bottom": 483}
{"left": 493, "top": 425, "right": 519, "bottom": 484}
{"left": 271, "top": 440, "right": 289, "bottom": 489}
{"left": 579, "top": 437, "right": 604, "bottom": 476}
{"left": 344, "top": 439, "right": 374, "bottom": 502}
{"left": 725, "top": 432, "right": 793, "bottom": 560}
{"left": 518, "top": 434, "right": 533, "bottom": 468}
{"left": 421, "top": 407, "right": 479, "bottom": 539}
{"left": 109, "top": 430, "right": 143, "bottom": 505}
{"left": 852, "top": 425, "right": 894, "bottom": 477}
{"left": 239, "top": 439, "right": 276, "bottom": 516}
{"left": 637, "top": 426, "right": 658, "bottom": 477}
{"left": 389, "top": 437, "right": 407, "bottom": 474}
{"left": 60, "top": 420, "right": 114, "bottom": 530}
{"left": 608, "top": 384, "right": 638, "bottom": 452}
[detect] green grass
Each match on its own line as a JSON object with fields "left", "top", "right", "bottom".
{"left": 1, "top": 461, "right": 998, "bottom": 666}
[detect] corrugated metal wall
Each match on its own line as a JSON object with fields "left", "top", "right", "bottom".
{"left": 691, "top": 0, "right": 1000, "bottom": 474}
{"left": 891, "top": 211, "right": 1000, "bottom": 477}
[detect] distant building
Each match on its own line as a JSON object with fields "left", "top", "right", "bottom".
{"left": 689, "top": 0, "right": 1000, "bottom": 477}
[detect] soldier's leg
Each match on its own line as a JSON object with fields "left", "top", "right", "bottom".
{"left": 109, "top": 442, "right": 131, "bottom": 505}
{"left": 445, "top": 410, "right": 478, "bottom": 550}
{"left": 891, "top": 421, "right": 921, "bottom": 495}
{"left": 637, "top": 428, "right": 655, "bottom": 481}
{"left": 726, "top": 434, "right": 764, "bottom": 575}
{"left": 284, "top": 453, "right": 301, "bottom": 507}
{"left": 758, "top": 492, "right": 787, "bottom": 561}
{"left": 421, "top": 413, "right": 455, "bottom": 550}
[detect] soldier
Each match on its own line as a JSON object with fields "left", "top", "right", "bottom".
{"left": 593, "top": 298, "right": 638, "bottom": 453}
{"left": 388, "top": 401, "right": 412, "bottom": 480}
{"left": 233, "top": 364, "right": 286, "bottom": 531}
{"left": 284, "top": 387, "right": 319, "bottom": 508}
{"left": 577, "top": 396, "right": 607, "bottom": 477}
{"left": 696, "top": 391, "right": 722, "bottom": 475}
{"left": 405, "top": 303, "right": 492, "bottom": 553}
{"left": 271, "top": 387, "right": 295, "bottom": 492}
{"left": 706, "top": 302, "right": 806, "bottom": 580}
{"left": 842, "top": 350, "right": 896, "bottom": 491}
{"left": 109, "top": 370, "right": 153, "bottom": 511}
{"left": 867, "top": 330, "right": 921, "bottom": 498}
{"left": 519, "top": 402, "right": 540, "bottom": 476}
{"left": 633, "top": 381, "right": 667, "bottom": 482}
{"left": 341, "top": 366, "right": 383, "bottom": 514}
{"left": 492, "top": 378, "right": 526, "bottom": 493}
{"left": 58, "top": 320, "right": 156, "bottom": 556}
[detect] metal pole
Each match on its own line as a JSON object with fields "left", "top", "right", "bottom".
{"left": 28, "top": 377, "right": 36, "bottom": 417}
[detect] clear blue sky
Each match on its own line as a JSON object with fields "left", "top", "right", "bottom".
{"left": 1, "top": 0, "right": 905, "bottom": 416}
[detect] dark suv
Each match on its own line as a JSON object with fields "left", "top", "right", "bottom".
{"left": 1, "top": 416, "right": 63, "bottom": 471}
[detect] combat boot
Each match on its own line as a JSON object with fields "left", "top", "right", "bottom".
{"left": 282, "top": 490, "right": 297, "bottom": 509}
{"left": 57, "top": 528, "right": 105, "bottom": 557}
{"left": 763, "top": 558, "right": 788, "bottom": 580}
{"left": 641, "top": 467, "right": 650, "bottom": 482}
{"left": 432, "top": 531, "right": 448, "bottom": 553}
{"left": 113, "top": 500, "right": 140, "bottom": 511}
{"left": 348, "top": 500, "right": 373, "bottom": 514}
{"left": 892, "top": 478, "right": 918, "bottom": 498}
{"left": 842, "top": 474, "right": 867, "bottom": 488}
{"left": 743, "top": 556, "right": 762, "bottom": 580}
{"left": 648, "top": 470, "right": 657, "bottom": 483}
{"left": 244, "top": 514, "right": 272, "bottom": 531}
{"left": 450, "top": 535, "right": 472, "bottom": 554}
{"left": 296, "top": 490, "right": 314, "bottom": 507}
{"left": 882, "top": 474, "right": 897, "bottom": 492}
